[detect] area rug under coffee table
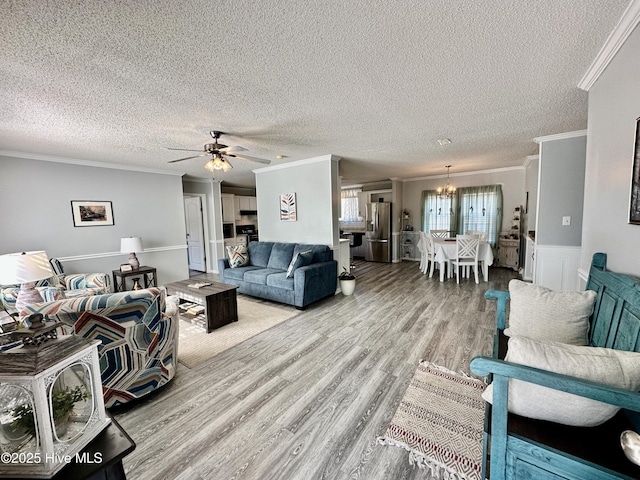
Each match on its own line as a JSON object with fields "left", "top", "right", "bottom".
{"left": 178, "top": 296, "right": 298, "bottom": 368}
{"left": 378, "top": 361, "right": 486, "bottom": 480}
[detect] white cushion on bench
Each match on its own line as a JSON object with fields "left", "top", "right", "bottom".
{"left": 482, "top": 336, "right": 640, "bottom": 426}
{"left": 505, "top": 280, "right": 596, "bottom": 345}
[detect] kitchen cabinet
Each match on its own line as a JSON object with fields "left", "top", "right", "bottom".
{"left": 221, "top": 194, "right": 235, "bottom": 223}
{"left": 235, "top": 196, "right": 257, "bottom": 219}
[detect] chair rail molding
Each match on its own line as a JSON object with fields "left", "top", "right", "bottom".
{"left": 57, "top": 245, "right": 187, "bottom": 262}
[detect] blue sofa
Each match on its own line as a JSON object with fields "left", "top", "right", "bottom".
{"left": 218, "top": 242, "right": 337, "bottom": 308}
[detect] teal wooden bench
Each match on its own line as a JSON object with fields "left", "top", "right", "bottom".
{"left": 471, "top": 253, "right": 640, "bottom": 479}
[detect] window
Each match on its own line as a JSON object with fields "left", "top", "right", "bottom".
{"left": 421, "top": 191, "right": 457, "bottom": 233}
{"left": 340, "top": 188, "right": 362, "bottom": 221}
{"left": 421, "top": 185, "right": 503, "bottom": 246}
{"left": 457, "top": 185, "right": 503, "bottom": 246}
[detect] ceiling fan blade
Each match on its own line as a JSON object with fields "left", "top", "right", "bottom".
{"left": 166, "top": 147, "right": 204, "bottom": 152}
{"left": 167, "top": 154, "right": 208, "bottom": 163}
{"left": 221, "top": 145, "right": 247, "bottom": 154}
{"left": 230, "top": 154, "right": 271, "bottom": 165}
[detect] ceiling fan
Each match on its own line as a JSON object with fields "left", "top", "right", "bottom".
{"left": 167, "top": 130, "right": 271, "bottom": 173}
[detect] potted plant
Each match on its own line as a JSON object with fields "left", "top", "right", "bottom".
{"left": 10, "top": 384, "right": 89, "bottom": 440}
{"left": 339, "top": 267, "right": 356, "bottom": 296}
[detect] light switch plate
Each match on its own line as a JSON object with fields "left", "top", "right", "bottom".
{"left": 562, "top": 216, "right": 571, "bottom": 226}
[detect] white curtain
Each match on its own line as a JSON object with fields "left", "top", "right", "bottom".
{"left": 341, "top": 188, "right": 362, "bottom": 221}
{"left": 421, "top": 190, "right": 457, "bottom": 233}
{"left": 456, "top": 185, "right": 503, "bottom": 246}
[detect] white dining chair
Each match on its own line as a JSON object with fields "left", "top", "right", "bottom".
{"left": 451, "top": 234, "right": 480, "bottom": 284}
{"left": 467, "top": 230, "right": 487, "bottom": 243}
{"left": 429, "top": 229, "right": 449, "bottom": 239}
{"left": 420, "top": 231, "right": 438, "bottom": 277}
{"left": 416, "top": 232, "right": 426, "bottom": 272}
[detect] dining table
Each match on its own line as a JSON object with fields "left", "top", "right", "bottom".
{"left": 433, "top": 238, "right": 494, "bottom": 282}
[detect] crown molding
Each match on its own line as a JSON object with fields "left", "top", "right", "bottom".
{"left": 402, "top": 165, "right": 524, "bottom": 183}
{"left": 578, "top": 0, "right": 640, "bottom": 91}
{"left": 0, "top": 150, "right": 185, "bottom": 176}
{"left": 533, "top": 130, "right": 587, "bottom": 144}
{"left": 523, "top": 155, "right": 539, "bottom": 168}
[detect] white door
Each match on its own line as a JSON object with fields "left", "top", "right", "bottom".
{"left": 184, "top": 196, "right": 206, "bottom": 272}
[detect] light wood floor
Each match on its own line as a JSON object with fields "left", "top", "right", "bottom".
{"left": 112, "top": 260, "right": 518, "bottom": 480}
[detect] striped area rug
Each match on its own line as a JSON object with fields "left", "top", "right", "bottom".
{"left": 378, "top": 361, "right": 486, "bottom": 480}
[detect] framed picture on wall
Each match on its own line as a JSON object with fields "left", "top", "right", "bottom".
{"left": 71, "top": 200, "right": 114, "bottom": 227}
{"left": 279, "top": 193, "right": 297, "bottom": 221}
{"left": 630, "top": 117, "right": 640, "bottom": 224}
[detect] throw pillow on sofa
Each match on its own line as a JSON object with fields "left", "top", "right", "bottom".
{"left": 286, "top": 250, "right": 313, "bottom": 278}
{"left": 482, "top": 336, "right": 640, "bottom": 427}
{"left": 505, "top": 279, "right": 596, "bottom": 345}
{"left": 226, "top": 245, "right": 249, "bottom": 268}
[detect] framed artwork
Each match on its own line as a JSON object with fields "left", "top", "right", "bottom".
{"left": 279, "top": 193, "right": 297, "bottom": 221}
{"left": 71, "top": 200, "right": 114, "bottom": 227}
{"left": 630, "top": 117, "right": 640, "bottom": 224}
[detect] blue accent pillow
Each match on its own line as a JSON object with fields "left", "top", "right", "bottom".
{"left": 286, "top": 250, "right": 313, "bottom": 278}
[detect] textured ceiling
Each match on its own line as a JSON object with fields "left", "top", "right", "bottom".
{"left": 0, "top": 1, "right": 631, "bottom": 187}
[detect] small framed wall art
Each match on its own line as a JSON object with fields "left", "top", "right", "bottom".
{"left": 279, "top": 193, "right": 297, "bottom": 221}
{"left": 630, "top": 117, "right": 640, "bottom": 225}
{"left": 71, "top": 200, "right": 114, "bottom": 227}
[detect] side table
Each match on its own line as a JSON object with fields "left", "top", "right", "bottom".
{"left": 112, "top": 266, "right": 157, "bottom": 292}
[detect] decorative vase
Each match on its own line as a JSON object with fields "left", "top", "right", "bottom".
{"left": 132, "top": 278, "right": 142, "bottom": 291}
{"left": 340, "top": 279, "right": 356, "bottom": 296}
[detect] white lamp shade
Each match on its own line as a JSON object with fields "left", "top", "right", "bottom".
{"left": 120, "top": 237, "right": 143, "bottom": 253}
{"left": 0, "top": 251, "right": 53, "bottom": 285}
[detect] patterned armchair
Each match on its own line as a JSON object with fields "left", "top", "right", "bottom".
{"left": 0, "top": 258, "right": 110, "bottom": 315}
{"left": 21, "top": 287, "right": 179, "bottom": 408}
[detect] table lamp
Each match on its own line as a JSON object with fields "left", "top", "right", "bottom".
{"left": 0, "top": 251, "right": 53, "bottom": 314}
{"left": 121, "top": 237, "right": 143, "bottom": 269}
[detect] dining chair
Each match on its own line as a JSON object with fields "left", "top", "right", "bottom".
{"left": 422, "top": 232, "right": 438, "bottom": 277}
{"left": 429, "top": 229, "right": 449, "bottom": 239}
{"left": 451, "top": 234, "right": 480, "bottom": 284}
{"left": 467, "top": 229, "right": 488, "bottom": 243}
{"left": 416, "top": 232, "right": 426, "bottom": 272}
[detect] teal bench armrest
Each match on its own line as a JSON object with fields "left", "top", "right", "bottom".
{"left": 470, "top": 356, "right": 640, "bottom": 479}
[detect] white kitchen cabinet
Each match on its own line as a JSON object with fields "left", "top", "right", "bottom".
{"left": 221, "top": 194, "right": 235, "bottom": 223}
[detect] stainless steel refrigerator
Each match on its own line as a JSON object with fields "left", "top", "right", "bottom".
{"left": 365, "top": 202, "right": 392, "bottom": 262}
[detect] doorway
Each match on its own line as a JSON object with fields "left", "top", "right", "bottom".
{"left": 184, "top": 196, "right": 207, "bottom": 273}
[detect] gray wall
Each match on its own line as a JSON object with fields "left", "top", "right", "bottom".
{"left": 402, "top": 167, "right": 525, "bottom": 233}
{"left": 581, "top": 24, "right": 640, "bottom": 275}
{"left": 524, "top": 156, "right": 539, "bottom": 235}
{"left": 255, "top": 155, "right": 340, "bottom": 246}
{"left": 0, "top": 155, "right": 189, "bottom": 286}
{"left": 537, "top": 135, "right": 586, "bottom": 246}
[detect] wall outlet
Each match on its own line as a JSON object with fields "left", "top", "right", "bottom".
{"left": 562, "top": 216, "right": 571, "bottom": 226}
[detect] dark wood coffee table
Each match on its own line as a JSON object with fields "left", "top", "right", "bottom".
{"left": 165, "top": 280, "right": 238, "bottom": 333}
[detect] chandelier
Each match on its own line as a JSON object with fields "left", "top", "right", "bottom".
{"left": 437, "top": 165, "right": 456, "bottom": 199}
{"left": 204, "top": 153, "right": 233, "bottom": 173}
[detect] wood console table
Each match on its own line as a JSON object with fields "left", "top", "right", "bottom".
{"left": 112, "top": 266, "right": 157, "bottom": 292}
{"left": 165, "top": 280, "right": 238, "bottom": 333}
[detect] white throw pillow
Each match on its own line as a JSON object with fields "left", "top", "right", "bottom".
{"left": 482, "top": 336, "right": 640, "bottom": 426}
{"left": 226, "top": 245, "right": 249, "bottom": 268}
{"left": 504, "top": 280, "right": 596, "bottom": 345}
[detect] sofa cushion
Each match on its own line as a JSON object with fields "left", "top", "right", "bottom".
{"left": 267, "top": 243, "right": 296, "bottom": 270}
{"left": 244, "top": 268, "right": 283, "bottom": 285}
{"left": 482, "top": 336, "right": 640, "bottom": 427}
{"left": 226, "top": 245, "right": 249, "bottom": 268}
{"left": 223, "top": 265, "right": 262, "bottom": 282}
{"left": 293, "top": 244, "right": 332, "bottom": 263}
{"left": 505, "top": 280, "right": 596, "bottom": 345}
{"left": 266, "top": 272, "right": 295, "bottom": 291}
{"left": 286, "top": 250, "right": 314, "bottom": 278}
{"left": 248, "top": 242, "right": 274, "bottom": 268}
